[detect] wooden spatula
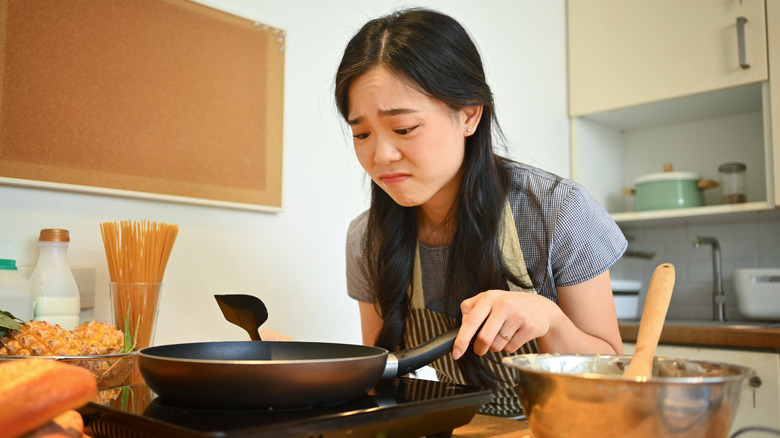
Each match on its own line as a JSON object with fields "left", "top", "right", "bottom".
{"left": 623, "top": 263, "right": 675, "bottom": 379}
{"left": 214, "top": 294, "right": 268, "bottom": 341}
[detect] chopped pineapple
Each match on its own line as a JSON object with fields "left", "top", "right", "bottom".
{"left": 0, "top": 320, "right": 124, "bottom": 356}
{"left": 73, "top": 321, "right": 124, "bottom": 355}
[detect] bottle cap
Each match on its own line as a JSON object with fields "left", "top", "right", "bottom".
{"left": 39, "top": 229, "right": 70, "bottom": 242}
{"left": 0, "top": 259, "right": 17, "bottom": 270}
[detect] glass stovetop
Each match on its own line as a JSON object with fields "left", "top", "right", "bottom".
{"left": 80, "top": 377, "right": 492, "bottom": 438}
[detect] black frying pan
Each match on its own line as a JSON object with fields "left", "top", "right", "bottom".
{"left": 138, "top": 295, "right": 456, "bottom": 409}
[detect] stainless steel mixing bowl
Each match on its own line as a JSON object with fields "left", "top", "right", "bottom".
{"left": 502, "top": 354, "right": 756, "bottom": 438}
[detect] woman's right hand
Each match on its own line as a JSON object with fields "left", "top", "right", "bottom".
{"left": 259, "top": 329, "right": 293, "bottom": 341}
{"left": 453, "top": 270, "right": 623, "bottom": 359}
{"left": 453, "top": 289, "right": 562, "bottom": 359}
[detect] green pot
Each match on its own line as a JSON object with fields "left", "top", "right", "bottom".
{"left": 633, "top": 171, "right": 713, "bottom": 211}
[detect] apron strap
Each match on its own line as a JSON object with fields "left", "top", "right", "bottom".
{"left": 499, "top": 199, "right": 532, "bottom": 293}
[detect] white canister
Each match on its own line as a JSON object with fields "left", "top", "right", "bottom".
{"left": 0, "top": 259, "right": 34, "bottom": 321}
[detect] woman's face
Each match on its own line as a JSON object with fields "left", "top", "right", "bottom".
{"left": 347, "top": 66, "right": 474, "bottom": 212}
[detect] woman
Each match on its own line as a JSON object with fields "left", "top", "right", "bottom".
{"left": 333, "top": 8, "right": 627, "bottom": 417}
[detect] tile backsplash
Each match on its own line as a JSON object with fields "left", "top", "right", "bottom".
{"left": 610, "top": 216, "right": 780, "bottom": 321}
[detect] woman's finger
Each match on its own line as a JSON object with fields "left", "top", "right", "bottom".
{"left": 472, "top": 308, "right": 511, "bottom": 356}
{"left": 453, "top": 293, "right": 494, "bottom": 359}
{"left": 486, "top": 326, "right": 514, "bottom": 353}
{"left": 455, "top": 291, "right": 516, "bottom": 358}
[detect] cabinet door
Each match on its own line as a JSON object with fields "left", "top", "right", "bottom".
{"left": 569, "top": 0, "right": 768, "bottom": 117}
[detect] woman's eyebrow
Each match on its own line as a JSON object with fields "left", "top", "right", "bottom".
{"left": 348, "top": 108, "right": 419, "bottom": 126}
{"left": 380, "top": 108, "right": 418, "bottom": 117}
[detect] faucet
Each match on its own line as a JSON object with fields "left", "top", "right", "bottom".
{"left": 692, "top": 236, "right": 726, "bottom": 322}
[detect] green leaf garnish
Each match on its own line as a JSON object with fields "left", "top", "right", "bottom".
{"left": 120, "top": 386, "right": 131, "bottom": 411}
{"left": 123, "top": 306, "right": 133, "bottom": 353}
{"left": 133, "top": 314, "right": 141, "bottom": 350}
{"left": 120, "top": 305, "right": 142, "bottom": 353}
{"left": 0, "top": 311, "right": 23, "bottom": 338}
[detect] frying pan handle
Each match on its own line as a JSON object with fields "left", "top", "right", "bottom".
{"left": 382, "top": 329, "right": 458, "bottom": 378}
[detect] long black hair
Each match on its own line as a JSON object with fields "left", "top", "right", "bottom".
{"left": 335, "top": 8, "right": 532, "bottom": 389}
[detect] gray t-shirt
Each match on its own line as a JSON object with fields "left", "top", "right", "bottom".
{"left": 346, "top": 161, "right": 627, "bottom": 311}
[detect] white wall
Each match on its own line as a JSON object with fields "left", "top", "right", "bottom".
{"left": 0, "top": 1, "right": 569, "bottom": 345}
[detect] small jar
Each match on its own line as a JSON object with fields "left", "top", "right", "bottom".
{"left": 718, "top": 162, "right": 747, "bottom": 204}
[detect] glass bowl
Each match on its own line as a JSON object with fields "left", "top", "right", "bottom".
{"left": 0, "top": 351, "right": 137, "bottom": 388}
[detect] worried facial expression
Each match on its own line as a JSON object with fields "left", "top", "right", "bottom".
{"left": 347, "top": 67, "right": 477, "bottom": 211}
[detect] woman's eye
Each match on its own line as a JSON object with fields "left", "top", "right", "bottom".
{"left": 352, "top": 133, "right": 369, "bottom": 140}
{"left": 395, "top": 125, "right": 418, "bottom": 135}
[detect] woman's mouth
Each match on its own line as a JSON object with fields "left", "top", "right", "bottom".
{"left": 379, "top": 172, "right": 410, "bottom": 185}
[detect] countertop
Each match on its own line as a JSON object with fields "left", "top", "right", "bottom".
{"left": 453, "top": 414, "right": 534, "bottom": 437}
{"left": 619, "top": 321, "right": 780, "bottom": 350}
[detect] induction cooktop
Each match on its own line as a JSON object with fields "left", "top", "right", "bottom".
{"left": 79, "top": 377, "right": 493, "bottom": 438}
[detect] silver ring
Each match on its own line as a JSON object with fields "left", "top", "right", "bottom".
{"left": 498, "top": 331, "right": 512, "bottom": 341}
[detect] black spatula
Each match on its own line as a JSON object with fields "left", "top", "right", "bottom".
{"left": 214, "top": 294, "right": 268, "bottom": 341}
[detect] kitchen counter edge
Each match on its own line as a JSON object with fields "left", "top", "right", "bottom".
{"left": 619, "top": 322, "right": 780, "bottom": 350}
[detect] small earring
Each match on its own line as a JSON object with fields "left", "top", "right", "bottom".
{"left": 466, "top": 128, "right": 472, "bottom": 132}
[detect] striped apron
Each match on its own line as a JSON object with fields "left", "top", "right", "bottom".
{"left": 405, "top": 201, "right": 539, "bottom": 417}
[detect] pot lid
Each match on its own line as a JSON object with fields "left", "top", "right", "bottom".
{"left": 634, "top": 171, "right": 700, "bottom": 185}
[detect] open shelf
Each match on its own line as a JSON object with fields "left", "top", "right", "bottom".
{"left": 613, "top": 201, "right": 779, "bottom": 228}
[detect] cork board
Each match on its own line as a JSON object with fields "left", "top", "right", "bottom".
{"left": 0, "top": 0, "right": 285, "bottom": 210}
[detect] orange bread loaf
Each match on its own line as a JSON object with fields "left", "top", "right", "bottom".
{"left": 0, "top": 358, "right": 97, "bottom": 438}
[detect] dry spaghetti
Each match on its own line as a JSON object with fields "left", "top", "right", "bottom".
{"left": 100, "top": 220, "right": 178, "bottom": 352}
{"left": 100, "top": 220, "right": 178, "bottom": 284}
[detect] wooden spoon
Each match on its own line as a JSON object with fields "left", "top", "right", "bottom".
{"left": 623, "top": 263, "right": 676, "bottom": 379}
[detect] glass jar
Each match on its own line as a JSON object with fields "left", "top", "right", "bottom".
{"left": 718, "top": 162, "right": 747, "bottom": 204}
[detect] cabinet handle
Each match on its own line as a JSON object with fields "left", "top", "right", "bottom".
{"left": 737, "top": 16, "right": 750, "bottom": 69}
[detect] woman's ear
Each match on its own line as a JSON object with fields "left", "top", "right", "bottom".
{"left": 462, "top": 105, "right": 483, "bottom": 137}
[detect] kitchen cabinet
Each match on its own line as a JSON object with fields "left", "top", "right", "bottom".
{"left": 623, "top": 343, "right": 780, "bottom": 434}
{"left": 568, "top": 0, "right": 767, "bottom": 116}
{"left": 567, "top": 0, "right": 780, "bottom": 226}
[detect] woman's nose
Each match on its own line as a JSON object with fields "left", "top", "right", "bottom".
{"left": 373, "top": 136, "right": 402, "bottom": 164}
